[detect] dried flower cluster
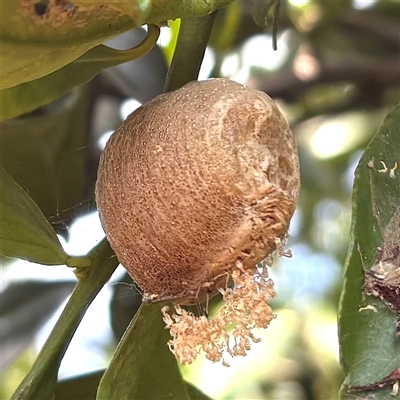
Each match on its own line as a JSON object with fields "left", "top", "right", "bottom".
{"left": 162, "top": 261, "right": 276, "bottom": 367}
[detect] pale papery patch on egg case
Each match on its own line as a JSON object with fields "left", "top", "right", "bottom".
{"left": 162, "top": 262, "right": 276, "bottom": 367}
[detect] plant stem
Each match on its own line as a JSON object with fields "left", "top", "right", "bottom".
{"left": 66, "top": 255, "right": 91, "bottom": 268}
{"left": 11, "top": 239, "right": 118, "bottom": 400}
{"left": 164, "top": 13, "right": 217, "bottom": 92}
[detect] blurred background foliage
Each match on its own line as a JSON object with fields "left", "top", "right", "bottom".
{"left": 1, "top": 0, "right": 399, "bottom": 399}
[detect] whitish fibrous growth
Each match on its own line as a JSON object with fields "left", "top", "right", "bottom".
{"left": 96, "top": 78, "right": 300, "bottom": 364}
{"left": 162, "top": 261, "right": 276, "bottom": 366}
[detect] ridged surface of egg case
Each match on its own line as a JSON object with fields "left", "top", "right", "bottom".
{"left": 96, "top": 78, "right": 300, "bottom": 304}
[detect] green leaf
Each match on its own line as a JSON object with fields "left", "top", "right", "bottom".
{"left": 55, "top": 370, "right": 210, "bottom": 400}
{"left": 97, "top": 304, "right": 190, "bottom": 400}
{"left": 10, "top": 239, "right": 119, "bottom": 400}
{"left": 1, "top": 88, "right": 88, "bottom": 219}
{"left": 0, "top": 25, "right": 160, "bottom": 121}
{"left": 1, "top": 0, "right": 151, "bottom": 89}
{"left": 1, "top": 0, "right": 233, "bottom": 95}
{"left": 0, "top": 166, "right": 68, "bottom": 264}
{"left": 1, "top": 41, "right": 97, "bottom": 90}
{"left": 338, "top": 103, "right": 400, "bottom": 399}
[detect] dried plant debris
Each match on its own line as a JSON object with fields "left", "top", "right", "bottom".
{"left": 162, "top": 262, "right": 276, "bottom": 367}
{"left": 363, "top": 206, "right": 400, "bottom": 338}
{"left": 348, "top": 368, "right": 400, "bottom": 396}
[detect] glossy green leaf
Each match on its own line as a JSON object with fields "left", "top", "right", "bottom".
{"left": 1, "top": 0, "right": 233, "bottom": 95}
{"left": 97, "top": 304, "right": 190, "bottom": 400}
{"left": 1, "top": 0, "right": 151, "bottom": 89}
{"left": 55, "top": 369, "right": 211, "bottom": 400}
{"left": 0, "top": 166, "right": 68, "bottom": 264}
{"left": 2, "top": 41, "right": 98, "bottom": 90}
{"left": 10, "top": 239, "right": 119, "bottom": 400}
{"left": 0, "top": 0, "right": 235, "bottom": 121}
{"left": 338, "top": 103, "right": 400, "bottom": 399}
{"left": 0, "top": 25, "right": 160, "bottom": 121}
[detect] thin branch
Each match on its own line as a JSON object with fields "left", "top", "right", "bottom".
{"left": 164, "top": 13, "right": 216, "bottom": 92}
